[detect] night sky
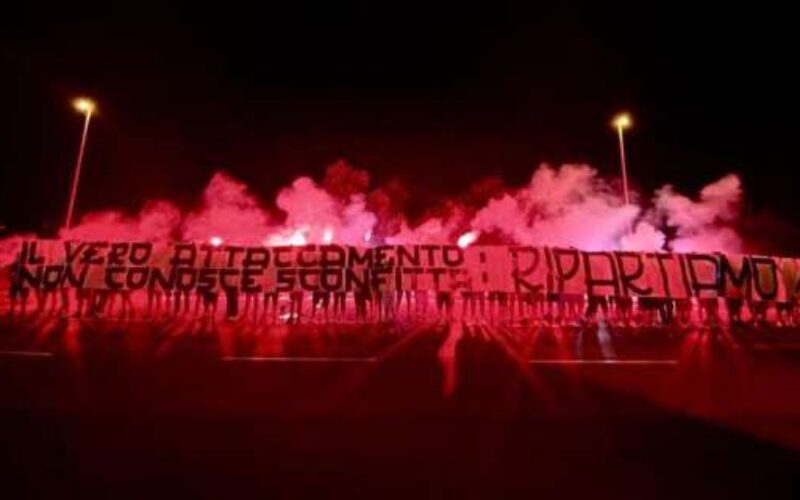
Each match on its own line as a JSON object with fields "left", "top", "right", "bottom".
{"left": 2, "top": 2, "right": 798, "bottom": 240}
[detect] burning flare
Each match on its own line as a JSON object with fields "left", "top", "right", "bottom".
{"left": 457, "top": 231, "right": 479, "bottom": 249}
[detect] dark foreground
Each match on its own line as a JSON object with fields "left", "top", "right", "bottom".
{"left": 2, "top": 316, "right": 800, "bottom": 498}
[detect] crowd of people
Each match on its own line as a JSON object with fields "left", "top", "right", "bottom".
{"left": 3, "top": 271, "right": 799, "bottom": 329}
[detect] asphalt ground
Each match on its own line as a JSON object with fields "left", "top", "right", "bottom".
{"left": 2, "top": 314, "right": 800, "bottom": 498}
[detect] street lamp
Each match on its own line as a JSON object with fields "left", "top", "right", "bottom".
{"left": 611, "top": 111, "right": 632, "bottom": 205}
{"left": 64, "top": 97, "right": 97, "bottom": 230}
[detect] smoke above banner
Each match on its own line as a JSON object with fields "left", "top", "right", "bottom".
{"left": 0, "top": 162, "right": 748, "bottom": 265}
{"left": 10, "top": 240, "right": 798, "bottom": 302}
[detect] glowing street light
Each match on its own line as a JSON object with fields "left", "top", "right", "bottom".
{"left": 73, "top": 98, "right": 95, "bottom": 114}
{"left": 64, "top": 97, "right": 97, "bottom": 230}
{"left": 611, "top": 111, "right": 632, "bottom": 205}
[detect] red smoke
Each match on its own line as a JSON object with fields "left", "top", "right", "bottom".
{"left": 183, "top": 172, "right": 272, "bottom": 245}
{"left": 0, "top": 160, "right": 746, "bottom": 264}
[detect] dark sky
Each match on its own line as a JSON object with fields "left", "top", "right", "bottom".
{"left": 1, "top": 1, "right": 798, "bottom": 237}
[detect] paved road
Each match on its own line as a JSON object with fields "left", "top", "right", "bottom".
{"left": 2, "top": 316, "right": 800, "bottom": 498}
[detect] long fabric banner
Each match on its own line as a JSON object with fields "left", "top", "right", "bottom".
{"left": 7, "top": 240, "right": 800, "bottom": 301}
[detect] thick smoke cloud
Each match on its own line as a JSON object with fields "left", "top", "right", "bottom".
{"left": 0, "top": 160, "right": 749, "bottom": 264}
{"left": 183, "top": 172, "right": 272, "bottom": 245}
{"left": 59, "top": 201, "right": 181, "bottom": 242}
{"left": 268, "top": 175, "right": 376, "bottom": 246}
{"left": 470, "top": 164, "right": 641, "bottom": 250}
{"left": 653, "top": 174, "right": 742, "bottom": 253}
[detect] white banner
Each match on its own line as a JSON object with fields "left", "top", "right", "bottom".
{"left": 4, "top": 240, "right": 796, "bottom": 301}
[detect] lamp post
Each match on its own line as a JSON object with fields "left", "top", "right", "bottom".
{"left": 64, "top": 97, "right": 96, "bottom": 230}
{"left": 612, "top": 112, "right": 632, "bottom": 205}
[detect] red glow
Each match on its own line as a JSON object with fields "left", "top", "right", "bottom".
{"left": 0, "top": 162, "right": 746, "bottom": 266}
